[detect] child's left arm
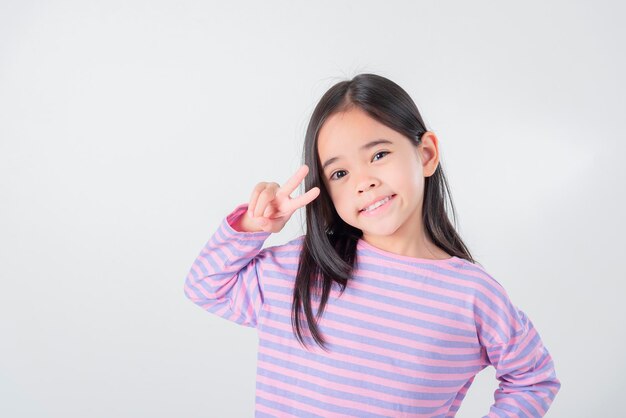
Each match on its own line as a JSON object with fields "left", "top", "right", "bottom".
{"left": 474, "top": 279, "right": 561, "bottom": 417}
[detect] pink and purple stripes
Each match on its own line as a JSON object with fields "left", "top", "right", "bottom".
{"left": 184, "top": 203, "right": 560, "bottom": 417}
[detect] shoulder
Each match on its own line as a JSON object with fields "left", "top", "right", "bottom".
{"left": 450, "top": 258, "right": 512, "bottom": 304}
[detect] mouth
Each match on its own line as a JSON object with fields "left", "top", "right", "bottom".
{"left": 359, "top": 194, "right": 397, "bottom": 213}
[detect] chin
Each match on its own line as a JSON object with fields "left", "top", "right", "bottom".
{"left": 340, "top": 211, "right": 400, "bottom": 236}
{"left": 357, "top": 221, "right": 401, "bottom": 237}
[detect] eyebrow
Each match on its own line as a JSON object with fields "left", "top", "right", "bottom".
{"left": 321, "top": 139, "right": 393, "bottom": 171}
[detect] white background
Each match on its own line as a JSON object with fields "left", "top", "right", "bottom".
{"left": 1, "top": 1, "right": 624, "bottom": 417}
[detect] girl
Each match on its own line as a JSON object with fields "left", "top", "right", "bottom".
{"left": 184, "top": 73, "right": 561, "bottom": 417}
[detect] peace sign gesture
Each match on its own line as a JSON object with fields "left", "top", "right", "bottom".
{"left": 240, "top": 165, "right": 321, "bottom": 233}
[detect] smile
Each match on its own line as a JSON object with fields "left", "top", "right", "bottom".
{"left": 359, "top": 194, "right": 396, "bottom": 215}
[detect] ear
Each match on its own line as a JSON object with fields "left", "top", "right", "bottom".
{"left": 416, "top": 132, "right": 440, "bottom": 177}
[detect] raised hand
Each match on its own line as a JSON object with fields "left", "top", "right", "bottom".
{"left": 240, "top": 165, "right": 320, "bottom": 233}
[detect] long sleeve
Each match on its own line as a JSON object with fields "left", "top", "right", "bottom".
{"left": 474, "top": 279, "right": 561, "bottom": 417}
{"left": 183, "top": 203, "right": 272, "bottom": 328}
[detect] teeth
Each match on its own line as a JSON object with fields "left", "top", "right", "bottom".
{"left": 363, "top": 196, "right": 391, "bottom": 212}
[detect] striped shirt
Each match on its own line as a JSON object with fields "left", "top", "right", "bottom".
{"left": 184, "top": 203, "right": 561, "bottom": 417}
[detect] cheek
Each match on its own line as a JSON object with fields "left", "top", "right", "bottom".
{"left": 389, "top": 172, "right": 422, "bottom": 202}
{"left": 401, "top": 174, "right": 422, "bottom": 195}
{"left": 330, "top": 190, "right": 344, "bottom": 208}
{"left": 329, "top": 189, "right": 352, "bottom": 216}
{"left": 399, "top": 162, "right": 423, "bottom": 189}
{"left": 406, "top": 176, "right": 425, "bottom": 202}
{"left": 406, "top": 173, "right": 422, "bottom": 189}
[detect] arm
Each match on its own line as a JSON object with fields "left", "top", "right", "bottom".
{"left": 475, "top": 283, "right": 561, "bottom": 417}
{"left": 183, "top": 203, "right": 272, "bottom": 327}
{"left": 184, "top": 165, "right": 320, "bottom": 327}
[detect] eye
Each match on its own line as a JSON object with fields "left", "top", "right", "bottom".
{"left": 373, "top": 151, "right": 389, "bottom": 161}
{"left": 328, "top": 151, "right": 390, "bottom": 181}
{"left": 329, "top": 170, "right": 347, "bottom": 181}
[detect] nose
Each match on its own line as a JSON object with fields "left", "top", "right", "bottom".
{"left": 356, "top": 174, "right": 381, "bottom": 194}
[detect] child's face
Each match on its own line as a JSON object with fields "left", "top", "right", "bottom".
{"left": 317, "top": 106, "right": 440, "bottom": 243}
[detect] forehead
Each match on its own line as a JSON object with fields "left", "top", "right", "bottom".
{"left": 317, "top": 107, "right": 398, "bottom": 157}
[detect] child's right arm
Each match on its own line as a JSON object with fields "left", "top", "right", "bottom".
{"left": 183, "top": 165, "right": 320, "bottom": 327}
{"left": 183, "top": 203, "right": 271, "bottom": 327}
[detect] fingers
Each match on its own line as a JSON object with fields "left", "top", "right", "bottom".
{"left": 287, "top": 186, "right": 320, "bottom": 212}
{"left": 249, "top": 183, "right": 279, "bottom": 218}
{"left": 248, "top": 183, "right": 266, "bottom": 217}
{"left": 276, "top": 165, "right": 309, "bottom": 199}
{"left": 248, "top": 165, "right": 318, "bottom": 221}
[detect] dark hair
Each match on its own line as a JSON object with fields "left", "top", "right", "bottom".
{"left": 292, "top": 73, "right": 475, "bottom": 351}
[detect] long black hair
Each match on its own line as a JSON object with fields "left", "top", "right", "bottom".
{"left": 292, "top": 73, "right": 475, "bottom": 351}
